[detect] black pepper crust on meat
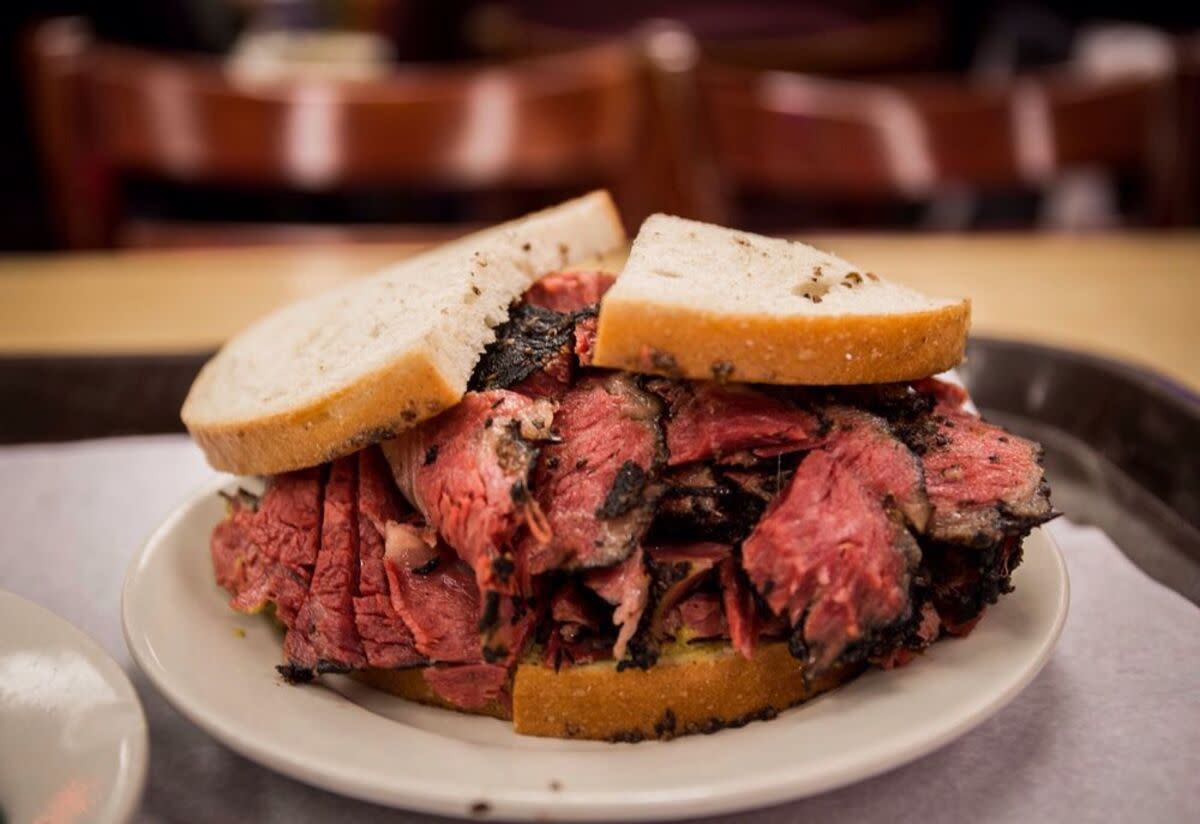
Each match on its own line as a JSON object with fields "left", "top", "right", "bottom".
{"left": 615, "top": 557, "right": 690, "bottom": 671}
{"left": 821, "top": 382, "right": 936, "bottom": 423}
{"left": 525, "top": 374, "right": 667, "bottom": 574}
{"left": 596, "top": 461, "right": 648, "bottom": 519}
{"left": 921, "top": 536, "right": 1025, "bottom": 630}
{"left": 468, "top": 303, "right": 604, "bottom": 393}
{"left": 649, "top": 473, "right": 737, "bottom": 542}
{"left": 469, "top": 303, "right": 576, "bottom": 391}
{"left": 276, "top": 663, "right": 315, "bottom": 684}
{"left": 647, "top": 462, "right": 787, "bottom": 544}
{"left": 896, "top": 412, "right": 1055, "bottom": 547}
{"left": 614, "top": 545, "right": 729, "bottom": 671}
{"left": 478, "top": 591, "right": 502, "bottom": 633}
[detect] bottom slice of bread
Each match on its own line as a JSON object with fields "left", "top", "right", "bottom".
{"left": 351, "top": 641, "right": 860, "bottom": 741}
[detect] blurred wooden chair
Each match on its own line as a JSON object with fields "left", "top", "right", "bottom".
{"left": 1175, "top": 32, "right": 1200, "bottom": 225}
{"left": 472, "top": 1, "right": 943, "bottom": 75}
{"left": 637, "top": 23, "right": 1184, "bottom": 229}
{"left": 25, "top": 17, "right": 645, "bottom": 249}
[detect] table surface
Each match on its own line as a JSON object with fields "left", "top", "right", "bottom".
{"left": 1, "top": 232, "right": 1198, "bottom": 389}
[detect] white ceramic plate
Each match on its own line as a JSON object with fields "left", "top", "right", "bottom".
{"left": 124, "top": 478, "right": 1068, "bottom": 821}
{"left": 1, "top": 591, "right": 148, "bottom": 824}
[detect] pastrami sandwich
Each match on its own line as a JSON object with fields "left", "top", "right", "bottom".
{"left": 184, "top": 192, "right": 1055, "bottom": 741}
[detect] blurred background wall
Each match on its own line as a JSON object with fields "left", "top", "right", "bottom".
{"left": 2, "top": 0, "right": 1198, "bottom": 251}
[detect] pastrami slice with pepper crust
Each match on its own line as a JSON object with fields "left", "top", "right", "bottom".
{"left": 911, "top": 405, "right": 1054, "bottom": 547}
{"left": 655, "top": 381, "right": 824, "bottom": 466}
{"left": 822, "top": 405, "right": 931, "bottom": 531}
{"left": 469, "top": 303, "right": 577, "bottom": 394}
{"left": 525, "top": 374, "right": 665, "bottom": 574}
{"left": 742, "top": 449, "right": 918, "bottom": 673}
{"left": 381, "top": 390, "right": 556, "bottom": 594}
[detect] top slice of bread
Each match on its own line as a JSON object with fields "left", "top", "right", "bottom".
{"left": 183, "top": 191, "right": 625, "bottom": 475}
{"left": 592, "top": 214, "right": 970, "bottom": 385}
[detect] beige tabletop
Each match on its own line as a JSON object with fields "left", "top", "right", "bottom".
{"left": 1, "top": 233, "right": 1197, "bottom": 390}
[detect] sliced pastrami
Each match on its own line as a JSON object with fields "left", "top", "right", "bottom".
{"left": 211, "top": 494, "right": 265, "bottom": 607}
{"left": 382, "top": 390, "right": 556, "bottom": 594}
{"left": 422, "top": 663, "right": 509, "bottom": 710}
{"left": 650, "top": 461, "right": 787, "bottom": 544}
{"left": 551, "top": 581, "right": 603, "bottom": 630}
{"left": 479, "top": 591, "right": 539, "bottom": 665}
{"left": 524, "top": 269, "right": 615, "bottom": 372}
{"left": 903, "top": 405, "right": 1053, "bottom": 547}
{"left": 912, "top": 377, "right": 970, "bottom": 409}
{"left": 211, "top": 470, "right": 323, "bottom": 627}
{"left": 284, "top": 457, "right": 366, "bottom": 673}
{"left": 742, "top": 450, "right": 919, "bottom": 672}
{"left": 573, "top": 313, "right": 598, "bottom": 367}
{"left": 353, "top": 448, "right": 423, "bottom": 669}
{"left": 646, "top": 543, "right": 730, "bottom": 620}
{"left": 822, "top": 406, "right": 931, "bottom": 531}
{"left": 613, "top": 543, "right": 730, "bottom": 669}
{"left": 472, "top": 270, "right": 615, "bottom": 397}
{"left": 924, "top": 534, "right": 1025, "bottom": 634}
{"left": 656, "top": 381, "right": 823, "bottom": 466}
{"left": 523, "top": 270, "right": 616, "bottom": 313}
{"left": 719, "top": 557, "right": 760, "bottom": 660}
{"left": 525, "top": 374, "right": 664, "bottom": 574}
{"left": 353, "top": 595, "right": 421, "bottom": 669}
{"left": 872, "top": 602, "right": 942, "bottom": 669}
{"left": 266, "top": 471, "right": 324, "bottom": 574}
{"left": 356, "top": 447, "right": 398, "bottom": 596}
{"left": 385, "top": 548, "right": 482, "bottom": 663}
{"left": 584, "top": 546, "right": 649, "bottom": 660}
{"left": 544, "top": 581, "right": 614, "bottom": 669}
{"left": 511, "top": 348, "right": 573, "bottom": 398}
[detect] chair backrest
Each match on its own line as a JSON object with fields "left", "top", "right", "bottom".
{"left": 695, "top": 62, "right": 1179, "bottom": 219}
{"left": 26, "top": 17, "right": 642, "bottom": 247}
{"left": 474, "top": 2, "right": 943, "bottom": 75}
{"left": 1175, "top": 33, "right": 1200, "bottom": 224}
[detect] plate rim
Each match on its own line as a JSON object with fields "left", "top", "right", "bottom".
{"left": 2, "top": 589, "right": 149, "bottom": 824}
{"left": 123, "top": 476, "right": 1070, "bottom": 820}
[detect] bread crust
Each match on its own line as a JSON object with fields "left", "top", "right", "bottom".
{"left": 513, "top": 642, "right": 857, "bottom": 740}
{"left": 592, "top": 300, "right": 970, "bottom": 385}
{"left": 183, "top": 191, "right": 625, "bottom": 475}
{"left": 348, "top": 642, "right": 858, "bottom": 741}
{"left": 187, "top": 350, "right": 461, "bottom": 476}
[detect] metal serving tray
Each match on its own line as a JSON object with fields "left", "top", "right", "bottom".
{"left": 3, "top": 338, "right": 1198, "bottom": 603}
{"left": 962, "top": 337, "right": 1200, "bottom": 605}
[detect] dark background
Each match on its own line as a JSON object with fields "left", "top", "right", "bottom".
{"left": 2, "top": 0, "right": 1198, "bottom": 250}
